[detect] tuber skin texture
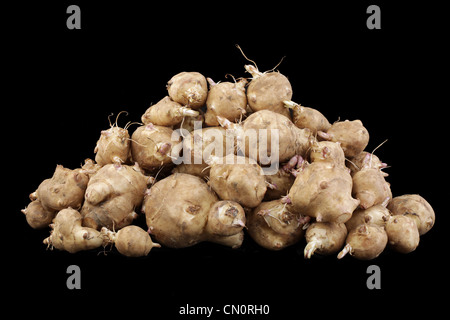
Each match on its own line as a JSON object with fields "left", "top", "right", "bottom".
{"left": 204, "top": 200, "right": 246, "bottom": 238}
{"left": 143, "top": 173, "right": 245, "bottom": 249}
{"left": 182, "top": 126, "right": 235, "bottom": 165}
{"left": 247, "top": 199, "right": 306, "bottom": 251}
{"left": 387, "top": 194, "right": 435, "bottom": 236}
{"left": 33, "top": 165, "right": 89, "bottom": 213}
{"left": 337, "top": 224, "right": 388, "bottom": 260}
{"left": 352, "top": 168, "right": 392, "bottom": 210}
{"left": 167, "top": 72, "right": 208, "bottom": 109}
{"left": 131, "top": 124, "right": 180, "bottom": 172}
{"left": 286, "top": 161, "right": 360, "bottom": 223}
{"left": 208, "top": 155, "right": 267, "bottom": 208}
{"left": 264, "top": 167, "right": 295, "bottom": 201}
{"left": 141, "top": 96, "right": 199, "bottom": 127}
{"left": 205, "top": 77, "right": 247, "bottom": 126}
{"left": 318, "top": 120, "right": 369, "bottom": 158}
{"left": 102, "top": 225, "right": 161, "bottom": 257}
{"left": 283, "top": 101, "right": 331, "bottom": 135}
{"left": 245, "top": 65, "right": 292, "bottom": 119}
{"left": 309, "top": 141, "right": 346, "bottom": 168}
{"left": 385, "top": 215, "right": 420, "bottom": 254}
{"left": 44, "top": 208, "right": 104, "bottom": 253}
{"left": 173, "top": 109, "right": 204, "bottom": 133}
{"left": 94, "top": 126, "right": 131, "bottom": 166}
{"left": 81, "top": 163, "right": 151, "bottom": 230}
{"left": 218, "top": 109, "right": 313, "bottom": 164}
{"left": 304, "top": 222, "right": 348, "bottom": 259}
{"left": 21, "top": 200, "right": 55, "bottom": 230}
{"left": 345, "top": 204, "right": 391, "bottom": 232}
{"left": 347, "top": 151, "right": 387, "bottom": 177}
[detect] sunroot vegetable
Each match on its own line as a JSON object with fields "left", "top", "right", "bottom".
{"left": 352, "top": 161, "right": 392, "bottom": 209}
{"left": 304, "top": 222, "right": 347, "bottom": 259}
{"left": 245, "top": 64, "right": 292, "bottom": 119}
{"left": 345, "top": 204, "right": 391, "bottom": 232}
{"left": 143, "top": 173, "right": 245, "bottom": 249}
{"left": 141, "top": 96, "right": 199, "bottom": 127}
{"left": 44, "top": 208, "right": 104, "bottom": 253}
{"left": 32, "top": 164, "right": 89, "bottom": 212}
{"left": 208, "top": 155, "right": 267, "bottom": 208}
{"left": 21, "top": 200, "right": 55, "bottom": 230}
{"left": 204, "top": 77, "right": 247, "bottom": 126}
{"left": 283, "top": 101, "right": 331, "bottom": 134}
{"left": 204, "top": 200, "right": 246, "bottom": 238}
{"left": 286, "top": 161, "right": 360, "bottom": 223}
{"left": 174, "top": 109, "right": 204, "bottom": 133}
{"left": 309, "top": 141, "right": 346, "bottom": 168}
{"left": 264, "top": 167, "right": 295, "bottom": 201}
{"left": 102, "top": 225, "right": 161, "bottom": 257}
{"left": 387, "top": 194, "right": 435, "bottom": 236}
{"left": 318, "top": 120, "right": 369, "bottom": 158}
{"left": 182, "top": 126, "right": 234, "bottom": 165}
{"left": 23, "top": 164, "right": 90, "bottom": 229}
{"left": 385, "top": 215, "right": 420, "bottom": 254}
{"left": 247, "top": 199, "right": 306, "bottom": 250}
{"left": 81, "top": 163, "right": 152, "bottom": 230}
{"left": 218, "top": 109, "right": 312, "bottom": 164}
{"left": 347, "top": 151, "right": 387, "bottom": 177}
{"left": 337, "top": 224, "right": 388, "bottom": 260}
{"left": 167, "top": 72, "right": 208, "bottom": 109}
{"left": 94, "top": 123, "right": 131, "bottom": 166}
{"left": 131, "top": 124, "right": 180, "bottom": 171}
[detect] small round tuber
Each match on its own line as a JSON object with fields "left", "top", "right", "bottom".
{"left": 337, "top": 224, "right": 387, "bottom": 260}
{"left": 385, "top": 215, "right": 420, "bottom": 254}
{"left": 102, "top": 225, "right": 161, "bottom": 257}
{"left": 167, "top": 72, "right": 208, "bottom": 109}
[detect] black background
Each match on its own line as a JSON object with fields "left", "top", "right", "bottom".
{"left": 5, "top": 1, "right": 447, "bottom": 318}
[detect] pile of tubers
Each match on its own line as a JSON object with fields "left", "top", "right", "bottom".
{"left": 21, "top": 51, "right": 435, "bottom": 259}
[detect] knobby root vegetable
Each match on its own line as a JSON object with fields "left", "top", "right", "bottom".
{"left": 182, "top": 126, "right": 234, "bottom": 165}
{"left": 245, "top": 64, "right": 292, "bottom": 119}
{"left": 304, "top": 222, "right": 347, "bottom": 259}
{"left": 247, "top": 199, "right": 307, "bottom": 250}
{"left": 345, "top": 204, "right": 391, "bottom": 232}
{"left": 208, "top": 155, "right": 267, "bottom": 208}
{"left": 173, "top": 109, "right": 204, "bottom": 133}
{"left": 309, "top": 141, "right": 346, "bottom": 168}
{"left": 318, "top": 120, "right": 369, "bottom": 158}
{"left": 23, "top": 164, "right": 90, "bottom": 229}
{"left": 263, "top": 167, "right": 295, "bottom": 201}
{"left": 21, "top": 201, "right": 55, "bottom": 230}
{"left": 218, "top": 109, "right": 313, "bottom": 164}
{"left": 131, "top": 124, "right": 180, "bottom": 171}
{"left": 44, "top": 208, "right": 104, "bottom": 253}
{"left": 387, "top": 194, "right": 435, "bottom": 236}
{"left": 204, "top": 200, "right": 246, "bottom": 238}
{"left": 205, "top": 77, "right": 247, "bottom": 126}
{"left": 143, "top": 173, "right": 245, "bottom": 249}
{"left": 337, "top": 224, "right": 388, "bottom": 260}
{"left": 347, "top": 151, "right": 387, "bottom": 177}
{"left": 81, "top": 163, "right": 152, "bottom": 230}
{"left": 286, "top": 161, "right": 360, "bottom": 223}
{"left": 283, "top": 101, "right": 331, "bottom": 134}
{"left": 101, "top": 225, "right": 161, "bottom": 257}
{"left": 141, "top": 96, "right": 199, "bottom": 127}
{"left": 167, "top": 72, "right": 208, "bottom": 109}
{"left": 352, "top": 165, "right": 392, "bottom": 209}
{"left": 385, "top": 215, "right": 420, "bottom": 254}
{"left": 172, "top": 162, "right": 210, "bottom": 179}
{"left": 94, "top": 120, "right": 132, "bottom": 166}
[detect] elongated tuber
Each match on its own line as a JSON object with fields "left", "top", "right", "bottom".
{"left": 141, "top": 96, "right": 199, "bottom": 127}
